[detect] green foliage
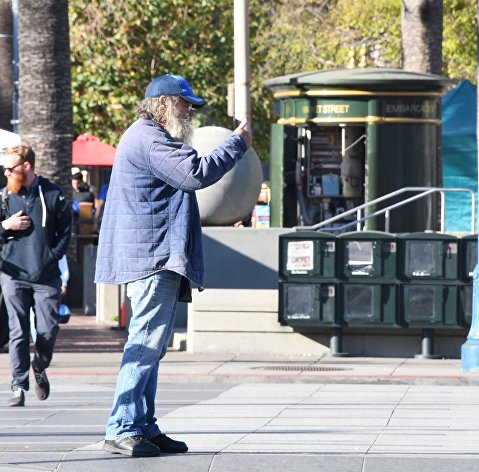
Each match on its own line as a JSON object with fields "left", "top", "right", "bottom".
{"left": 70, "top": 0, "right": 236, "bottom": 146}
{"left": 256, "top": 0, "right": 402, "bottom": 76}
{"left": 443, "top": 0, "right": 477, "bottom": 83}
{"left": 69, "top": 0, "right": 478, "bottom": 163}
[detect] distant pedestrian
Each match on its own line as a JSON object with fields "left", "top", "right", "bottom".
{"left": 71, "top": 171, "right": 95, "bottom": 231}
{"left": 93, "top": 182, "right": 109, "bottom": 233}
{"left": 0, "top": 144, "right": 72, "bottom": 407}
{"left": 71, "top": 171, "right": 94, "bottom": 205}
{"left": 95, "top": 73, "right": 251, "bottom": 457}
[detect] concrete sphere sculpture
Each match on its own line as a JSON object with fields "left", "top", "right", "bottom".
{"left": 191, "top": 126, "right": 263, "bottom": 226}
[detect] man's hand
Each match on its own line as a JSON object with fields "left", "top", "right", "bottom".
{"left": 1, "top": 210, "right": 32, "bottom": 231}
{"left": 233, "top": 119, "right": 252, "bottom": 150}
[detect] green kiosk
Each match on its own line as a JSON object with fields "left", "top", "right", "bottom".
{"left": 269, "top": 68, "right": 465, "bottom": 358}
{"left": 264, "top": 68, "right": 448, "bottom": 232}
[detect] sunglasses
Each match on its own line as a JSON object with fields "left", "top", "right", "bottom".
{"left": 3, "top": 162, "right": 24, "bottom": 173}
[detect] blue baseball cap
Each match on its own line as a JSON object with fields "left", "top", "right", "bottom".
{"left": 145, "top": 74, "right": 206, "bottom": 108}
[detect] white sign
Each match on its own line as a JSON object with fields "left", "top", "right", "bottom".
{"left": 287, "top": 241, "right": 314, "bottom": 273}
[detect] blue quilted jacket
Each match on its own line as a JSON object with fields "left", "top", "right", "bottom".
{"left": 94, "top": 118, "right": 247, "bottom": 286}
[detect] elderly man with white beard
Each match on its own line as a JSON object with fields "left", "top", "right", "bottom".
{"left": 95, "top": 74, "right": 252, "bottom": 458}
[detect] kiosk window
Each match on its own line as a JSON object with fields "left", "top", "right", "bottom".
{"left": 406, "top": 286, "right": 435, "bottom": 319}
{"left": 285, "top": 284, "right": 315, "bottom": 320}
{"left": 348, "top": 241, "right": 373, "bottom": 274}
{"left": 345, "top": 286, "right": 373, "bottom": 320}
{"left": 406, "top": 241, "right": 437, "bottom": 277}
{"left": 467, "top": 241, "right": 477, "bottom": 276}
{"left": 463, "top": 285, "right": 472, "bottom": 322}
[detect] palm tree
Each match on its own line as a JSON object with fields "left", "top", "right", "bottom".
{"left": 0, "top": 0, "right": 13, "bottom": 131}
{"left": 401, "top": 0, "right": 443, "bottom": 74}
{"left": 18, "top": 0, "right": 72, "bottom": 198}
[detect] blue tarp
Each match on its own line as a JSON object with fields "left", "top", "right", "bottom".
{"left": 442, "top": 80, "right": 477, "bottom": 232}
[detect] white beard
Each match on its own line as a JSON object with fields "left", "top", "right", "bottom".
{"left": 164, "top": 108, "right": 194, "bottom": 144}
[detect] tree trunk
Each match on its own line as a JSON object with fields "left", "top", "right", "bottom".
{"left": 401, "top": 0, "right": 443, "bottom": 74}
{"left": 0, "top": 0, "right": 13, "bottom": 131}
{"left": 18, "top": 0, "right": 72, "bottom": 198}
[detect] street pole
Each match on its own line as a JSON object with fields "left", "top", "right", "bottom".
{"left": 233, "top": 0, "right": 251, "bottom": 133}
{"left": 461, "top": 0, "right": 479, "bottom": 372}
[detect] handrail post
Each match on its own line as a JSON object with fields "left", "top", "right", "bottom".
{"left": 385, "top": 209, "right": 390, "bottom": 233}
{"left": 356, "top": 209, "right": 361, "bottom": 231}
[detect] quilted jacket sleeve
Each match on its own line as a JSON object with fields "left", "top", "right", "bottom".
{"left": 148, "top": 133, "right": 247, "bottom": 192}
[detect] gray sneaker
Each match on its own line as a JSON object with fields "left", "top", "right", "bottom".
{"left": 8, "top": 388, "right": 25, "bottom": 407}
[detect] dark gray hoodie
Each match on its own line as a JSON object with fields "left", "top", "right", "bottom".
{"left": 0, "top": 175, "right": 72, "bottom": 282}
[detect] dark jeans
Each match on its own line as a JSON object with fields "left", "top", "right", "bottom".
{"left": 1, "top": 273, "right": 61, "bottom": 391}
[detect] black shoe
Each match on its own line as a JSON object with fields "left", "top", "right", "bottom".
{"left": 103, "top": 435, "right": 161, "bottom": 457}
{"left": 32, "top": 365, "right": 50, "bottom": 401}
{"left": 149, "top": 433, "right": 188, "bottom": 453}
{"left": 8, "top": 388, "right": 25, "bottom": 407}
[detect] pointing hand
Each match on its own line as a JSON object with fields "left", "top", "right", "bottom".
{"left": 233, "top": 119, "right": 252, "bottom": 150}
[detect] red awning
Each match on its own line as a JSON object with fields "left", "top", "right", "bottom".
{"left": 72, "top": 133, "right": 116, "bottom": 166}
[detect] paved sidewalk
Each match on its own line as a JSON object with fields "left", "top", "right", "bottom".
{"left": 2, "top": 313, "right": 477, "bottom": 386}
{"left": 0, "top": 350, "right": 476, "bottom": 387}
{"left": 2, "top": 379, "right": 479, "bottom": 471}
{"left": 1, "top": 315, "right": 479, "bottom": 471}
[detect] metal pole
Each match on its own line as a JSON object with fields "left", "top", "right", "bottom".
{"left": 461, "top": 0, "right": 479, "bottom": 372}
{"left": 415, "top": 329, "right": 440, "bottom": 359}
{"left": 440, "top": 191, "right": 445, "bottom": 233}
{"left": 11, "top": 0, "right": 19, "bottom": 133}
{"left": 327, "top": 327, "right": 348, "bottom": 357}
{"left": 471, "top": 191, "right": 476, "bottom": 234}
{"left": 233, "top": 0, "right": 251, "bottom": 132}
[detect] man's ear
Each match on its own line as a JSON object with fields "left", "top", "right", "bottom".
{"left": 157, "top": 95, "right": 169, "bottom": 125}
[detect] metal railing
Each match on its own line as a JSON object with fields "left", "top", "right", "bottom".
{"left": 293, "top": 187, "right": 476, "bottom": 234}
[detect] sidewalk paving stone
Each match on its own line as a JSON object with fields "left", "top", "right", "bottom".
{"left": 1, "top": 315, "right": 479, "bottom": 470}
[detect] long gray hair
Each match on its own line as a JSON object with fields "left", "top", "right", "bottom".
{"left": 136, "top": 96, "right": 179, "bottom": 124}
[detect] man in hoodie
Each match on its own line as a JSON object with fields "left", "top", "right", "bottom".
{"left": 0, "top": 144, "right": 72, "bottom": 407}
{"left": 95, "top": 74, "right": 252, "bottom": 458}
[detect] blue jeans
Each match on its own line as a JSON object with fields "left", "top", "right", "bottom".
{"left": 105, "top": 270, "right": 181, "bottom": 440}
